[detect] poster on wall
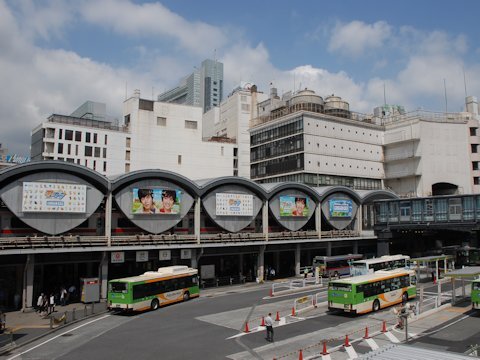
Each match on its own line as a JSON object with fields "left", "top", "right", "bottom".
{"left": 136, "top": 250, "right": 149, "bottom": 262}
{"left": 159, "top": 250, "right": 171, "bottom": 261}
{"left": 279, "top": 195, "right": 309, "bottom": 217}
{"left": 215, "top": 193, "right": 253, "bottom": 216}
{"left": 111, "top": 251, "right": 125, "bottom": 264}
{"left": 132, "top": 188, "right": 181, "bottom": 214}
{"left": 22, "top": 182, "right": 86, "bottom": 213}
{"left": 329, "top": 199, "right": 353, "bottom": 218}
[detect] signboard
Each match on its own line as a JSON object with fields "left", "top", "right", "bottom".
{"left": 329, "top": 199, "right": 353, "bottom": 218}
{"left": 159, "top": 250, "right": 171, "bottom": 261}
{"left": 215, "top": 193, "right": 253, "bottom": 216}
{"left": 180, "top": 249, "right": 192, "bottom": 259}
{"left": 22, "top": 182, "right": 86, "bottom": 213}
{"left": 136, "top": 250, "right": 149, "bottom": 262}
{"left": 111, "top": 251, "right": 124, "bottom": 264}
{"left": 132, "top": 188, "right": 181, "bottom": 214}
{"left": 279, "top": 195, "right": 309, "bottom": 217}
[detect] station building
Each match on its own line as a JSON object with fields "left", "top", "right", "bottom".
{"left": 0, "top": 161, "right": 398, "bottom": 310}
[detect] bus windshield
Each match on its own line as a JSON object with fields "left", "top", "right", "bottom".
{"left": 329, "top": 283, "right": 352, "bottom": 291}
{"left": 109, "top": 282, "right": 128, "bottom": 293}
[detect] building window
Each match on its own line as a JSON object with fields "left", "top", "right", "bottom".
{"left": 86, "top": 132, "right": 91, "bottom": 143}
{"left": 125, "top": 163, "right": 130, "bottom": 172}
{"left": 93, "top": 160, "right": 96, "bottom": 170}
{"left": 125, "top": 150, "right": 130, "bottom": 161}
{"left": 93, "top": 133, "right": 98, "bottom": 143}
{"left": 67, "top": 144, "right": 71, "bottom": 155}
{"left": 470, "top": 127, "right": 478, "bottom": 136}
{"left": 157, "top": 117, "right": 166, "bottom": 126}
{"left": 103, "top": 162, "right": 107, "bottom": 172}
{"left": 57, "top": 143, "right": 63, "bottom": 154}
{"left": 178, "top": 155, "right": 182, "bottom": 164}
{"left": 241, "top": 104, "right": 250, "bottom": 112}
{"left": 104, "top": 134, "right": 108, "bottom": 145}
{"left": 185, "top": 120, "right": 197, "bottom": 129}
{"left": 126, "top": 137, "right": 131, "bottom": 147}
{"left": 75, "top": 145, "right": 79, "bottom": 156}
{"left": 233, "top": 148, "right": 238, "bottom": 157}
{"left": 103, "top": 148, "right": 107, "bottom": 158}
{"left": 474, "top": 177, "right": 480, "bottom": 185}
{"left": 474, "top": 162, "right": 480, "bottom": 171}
{"left": 84, "top": 146, "right": 92, "bottom": 157}
{"left": 65, "top": 130, "right": 73, "bottom": 141}
{"left": 472, "top": 144, "right": 479, "bottom": 153}
{"left": 94, "top": 147, "right": 101, "bottom": 157}
{"left": 58, "top": 129, "right": 63, "bottom": 139}
{"left": 75, "top": 131, "right": 82, "bottom": 141}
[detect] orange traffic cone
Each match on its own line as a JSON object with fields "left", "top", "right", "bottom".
{"left": 291, "top": 307, "right": 296, "bottom": 316}
{"left": 244, "top": 321, "right": 250, "bottom": 333}
{"left": 381, "top": 320, "right": 387, "bottom": 333}
{"left": 270, "top": 288, "right": 274, "bottom": 297}
{"left": 344, "top": 334, "right": 350, "bottom": 347}
{"left": 321, "top": 341, "right": 329, "bottom": 355}
{"left": 261, "top": 317, "right": 265, "bottom": 326}
{"left": 364, "top": 326, "right": 370, "bottom": 339}
{"left": 275, "top": 311, "right": 280, "bottom": 321}
{"left": 298, "top": 349, "right": 303, "bottom": 360}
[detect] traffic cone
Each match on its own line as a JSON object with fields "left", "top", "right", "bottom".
{"left": 364, "top": 326, "right": 370, "bottom": 339}
{"left": 270, "top": 288, "right": 274, "bottom": 297}
{"left": 433, "top": 276, "right": 437, "bottom": 285}
{"left": 381, "top": 320, "right": 387, "bottom": 333}
{"left": 321, "top": 341, "right": 329, "bottom": 355}
{"left": 291, "top": 307, "right": 296, "bottom": 316}
{"left": 261, "top": 317, "right": 265, "bottom": 326}
{"left": 298, "top": 349, "right": 303, "bottom": 360}
{"left": 244, "top": 321, "right": 250, "bottom": 333}
{"left": 275, "top": 311, "right": 280, "bottom": 321}
{"left": 344, "top": 334, "right": 350, "bottom": 347}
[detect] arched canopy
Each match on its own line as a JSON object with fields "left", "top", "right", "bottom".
{"left": 261, "top": 182, "right": 321, "bottom": 202}
{"left": 356, "top": 189, "right": 399, "bottom": 203}
{"left": 312, "top": 186, "right": 362, "bottom": 204}
{"left": 198, "top": 176, "right": 268, "bottom": 199}
{"left": 0, "top": 160, "right": 109, "bottom": 194}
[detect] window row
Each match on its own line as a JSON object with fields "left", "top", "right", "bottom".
{"left": 309, "top": 160, "right": 382, "bottom": 173}
{"left": 306, "top": 121, "right": 380, "bottom": 138}
{"left": 251, "top": 117, "right": 303, "bottom": 146}
{"left": 132, "top": 275, "right": 198, "bottom": 300}
{"left": 251, "top": 135, "right": 303, "bottom": 162}
{"left": 251, "top": 154, "right": 304, "bottom": 178}
{"left": 58, "top": 129, "right": 107, "bottom": 145}
{"left": 57, "top": 144, "right": 106, "bottom": 158}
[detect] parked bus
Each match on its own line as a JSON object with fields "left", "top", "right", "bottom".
{"left": 108, "top": 265, "right": 199, "bottom": 312}
{"left": 312, "top": 254, "right": 363, "bottom": 278}
{"left": 350, "top": 254, "right": 410, "bottom": 276}
{"left": 472, "top": 279, "right": 480, "bottom": 310}
{"left": 442, "top": 245, "right": 480, "bottom": 268}
{"left": 327, "top": 268, "right": 416, "bottom": 314}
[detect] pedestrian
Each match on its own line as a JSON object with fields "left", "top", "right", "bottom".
{"left": 304, "top": 267, "right": 308, "bottom": 279}
{"left": 41, "top": 294, "right": 48, "bottom": 315}
{"left": 265, "top": 312, "right": 274, "bottom": 342}
{"left": 68, "top": 284, "right": 76, "bottom": 303}
{"left": 270, "top": 267, "right": 276, "bottom": 279}
{"left": 48, "top": 293, "right": 55, "bottom": 314}
{"left": 36, "top": 293, "right": 44, "bottom": 313}
{"left": 60, "top": 287, "right": 67, "bottom": 306}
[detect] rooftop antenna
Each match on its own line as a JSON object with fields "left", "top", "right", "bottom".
{"left": 463, "top": 66, "right": 468, "bottom": 98}
{"left": 383, "top": 82, "right": 387, "bottom": 106}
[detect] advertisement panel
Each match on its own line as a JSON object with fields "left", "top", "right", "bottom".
{"left": 159, "top": 250, "right": 171, "bottom": 261}
{"left": 279, "top": 195, "right": 309, "bottom": 217}
{"left": 215, "top": 193, "right": 253, "bottom": 216}
{"left": 329, "top": 199, "right": 353, "bottom": 218}
{"left": 132, "top": 188, "right": 181, "bottom": 215}
{"left": 22, "top": 182, "right": 86, "bottom": 213}
{"left": 111, "top": 251, "right": 125, "bottom": 264}
{"left": 136, "top": 251, "right": 149, "bottom": 262}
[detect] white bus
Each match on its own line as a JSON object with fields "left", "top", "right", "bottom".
{"left": 351, "top": 255, "right": 410, "bottom": 277}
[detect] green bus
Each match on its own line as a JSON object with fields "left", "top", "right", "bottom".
{"left": 472, "top": 279, "right": 480, "bottom": 310}
{"left": 328, "top": 269, "right": 416, "bottom": 314}
{"left": 108, "top": 265, "right": 199, "bottom": 312}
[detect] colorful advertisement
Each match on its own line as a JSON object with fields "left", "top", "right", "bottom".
{"left": 132, "top": 188, "right": 181, "bottom": 215}
{"left": 215, "top": 193, "right": 253, "bottom": 216}
{"left": 22, "top": 182, "right": 86, "bottom": 213}
{"left": 279, "top": 195, "right": 309, "bottom": 217}
{"left": 329, "top": 199, "right": 353, "bottom": 218}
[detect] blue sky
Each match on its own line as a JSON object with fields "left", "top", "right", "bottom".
{"left": 2, "top": 0, "right": 480, "bottom": 154}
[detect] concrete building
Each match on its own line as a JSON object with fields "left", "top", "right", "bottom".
{"left": 124, "top": 90, "right": 236, "bottom": 179}
{"left": 157, "top": 59, "right": 223, "bottom": 113}
{"left": 203, "top": 83, "right": 268, "bottom": 178}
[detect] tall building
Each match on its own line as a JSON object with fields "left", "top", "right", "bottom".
{"left": 157, "top": 59, "right": 223, "bottom": 113}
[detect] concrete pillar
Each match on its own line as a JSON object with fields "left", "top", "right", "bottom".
{"left": 99, "top": 252, "right": 108, "bottom": 300}
{"left": 353, "top": 241, "right": 359, "bottom": 254}
{"left": 295, "top": 244, "right": 301, "bottom": 276}
{"left": 257, "top": 245, "right": 265, "bottom": 282}
{"left": 315, "top": 204, "right": 322, "bottom": 240}
{"left": 195, "top": 197, "right": 201, "bottom": 244}
{"left": 262, "top": 200, "right": 269, "bottom": 241}
{"left": 105, "top": 192, "right": 112, "bottom": 246}
{"left": 326, "top": 242, "right": 332, "bottom": 257}
{"left": 356, "top": 205, "right": 363, "bottom": 234}
{"left": 23, "top": 254, "right": 34, "bottom": 310}
{"left": 190, "top": 249, "right": 198, "bottom": 269}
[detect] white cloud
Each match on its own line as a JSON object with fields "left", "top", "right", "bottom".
{"left": 328, "top": 20, "right": 392, "bottom": 57}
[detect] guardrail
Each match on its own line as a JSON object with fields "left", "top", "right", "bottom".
{"left": 0, "top": 230, "right": 361, "bottom": 251}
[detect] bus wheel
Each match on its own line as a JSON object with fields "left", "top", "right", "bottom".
{"left": 150, "top": 299, "right": 159, "bottom": 311}
{"left": 372, "top": 299, "right": 380, "bottom": 312}
{"left": 183, "top": 291, "right": 190, "bottom": 301}
{"left": 402, "top": 292, "right": 408, "bottom": 304}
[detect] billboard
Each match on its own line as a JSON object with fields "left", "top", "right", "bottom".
{"left": 215, "top": 193, "right": 253, "bottom": 216}
{"left": 279, "top": 195, "right": 309, "bottom": 217}
{"left": 22, "top": 182, "right": 86, "bottom": 213}
{"left": 329, "top": 199, "right": 353, "bottom": 218}
{"left": 132, "top": 188, "right": 181, "bottom": 215}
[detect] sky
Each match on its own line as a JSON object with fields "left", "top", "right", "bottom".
{"left": 2, "top": 0, "right": 480, "bottom": 155}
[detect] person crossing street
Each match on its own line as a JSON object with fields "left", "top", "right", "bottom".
{"left": 265, "top": 312, "right": 274, "bottom": 342}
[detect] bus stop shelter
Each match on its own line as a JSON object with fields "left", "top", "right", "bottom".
{"left": 445, "top": 266, "right": 480, "bottom": 305}
{"left": 410, "top": 254, "right": 454, "bottom": 282}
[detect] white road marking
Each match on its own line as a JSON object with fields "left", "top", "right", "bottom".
{"left": 7, "top": 314, "right": 111, "bottom": 360}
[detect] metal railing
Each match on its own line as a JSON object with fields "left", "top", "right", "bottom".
{"left": 0, "top": 230, "right": 361, "bottom": 251}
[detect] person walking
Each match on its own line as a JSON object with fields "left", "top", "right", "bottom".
{"left": 265, "top": 312, "right": 274, "bottom": 342}
{"left": 48, "top": 293, "right": 55, "bottom": 314}
{"left": 36, "top": 293, "right": 44, "bottom": 313}
{"left": 60, "top": 287, "right": 67, "bottom": 306}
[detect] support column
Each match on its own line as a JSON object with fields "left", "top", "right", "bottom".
{"left": 315, "top": 204, "right": 322, "bottom": 240}
{"left": 190, "top": 249, "right": 198, "bottom": 269}
{"left": 105, "top": 192, "right": 112, "bottom": 246}
{"left": 262, "top": 200, "right": 269, "bottom": 241}
{"left": 257, "top": 245, "right": 265, "bottom": 282}
{"left": 99, "top": 252, "right": 108, "bottom": 300}
{"left": 353, "top": 241, "right": 359, "bottom": 254}
{"left": 195, "top": 197, "right": 201, "bottom": 244}
{"left": 23, "top": 254, "right": 34, "bottom": 310}
{"left": 295, "top": 244, "right": 301, "bottom": 276}
{"left": 356, "top": 205, "right": 363, "bottom": 234}
{"left": 326, "top": 242, "right": 332, "bottom": 257}
{"left": 451, "top": 278, "right": 456, "bottom": 305}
